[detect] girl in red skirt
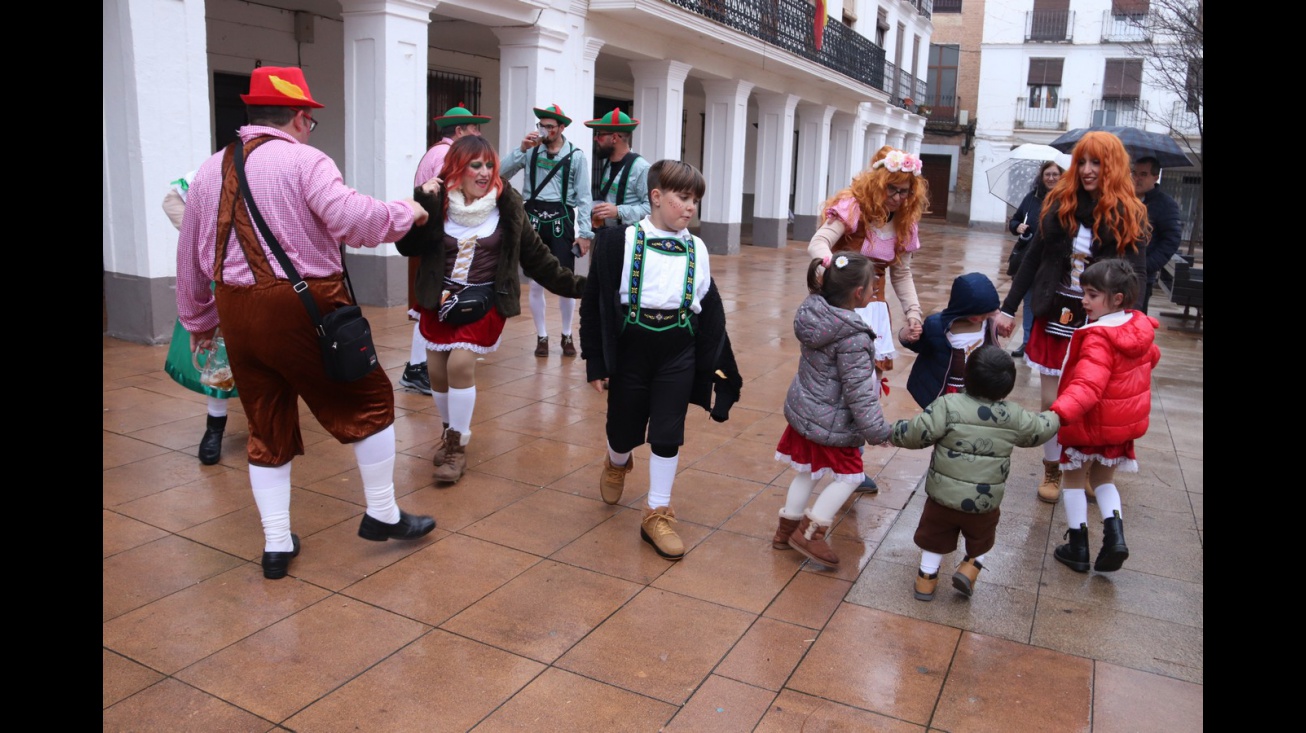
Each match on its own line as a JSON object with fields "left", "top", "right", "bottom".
{"left": 773, "top": 253, "right": 892, "bottom": 568}
{"left": 1049, "top": 259, "right": 1160, "bottom": 573}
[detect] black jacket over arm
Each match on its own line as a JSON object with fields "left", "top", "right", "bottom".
{"left": 1142, "top": 188, "right": 1182, "bottom": 281}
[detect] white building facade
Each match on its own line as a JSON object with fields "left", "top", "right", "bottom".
{"left": 103, "top": 0, "right": 934, "bottom": 343}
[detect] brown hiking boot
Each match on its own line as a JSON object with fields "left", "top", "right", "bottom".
{"left": 788, "top": 514, "right": 840, "bottom": 568}
{"left": 429, "top": 422, "right": 451, "bottom": 467}
{"left": 952, "top": 556, "right": 984, "bottom": 597}
{"left": 1037, "top": 460, "right": 1062, "bottom": 503}
{"left": 560, "top": 334, "right": 577, "bottom": 357}
{"left": 640, "top": 505, "right": 685, "bottom": 560}
{"left": 914, "top": 570, "right": 939, "bottom": 601}
{"left": 772, "top": 512, "right": 802, "bottom": 550}
{"left": 432, "top": 428, "right": 467, "bottom": 483}
{"left": 534, "top": 336, "right": 549, "bottom": 357}
{"left": 599, "top": 455, "right": 634, "bottom": 505}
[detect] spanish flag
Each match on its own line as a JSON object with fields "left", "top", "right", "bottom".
{"left": 814, "top": 0, "right": 828, "bottom": 51}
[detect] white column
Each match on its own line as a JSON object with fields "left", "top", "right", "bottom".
{"left": 103, "top": 0, "right": 211, "bottom": 343}
{"left": 886, "top": 129, "right": 907, "bottom": 150}
{"left": 751, "top": 92, "right": 799, "bottom": 248}
{"left": 904, "top": 132, "right": 923, "bottom": 156}
{"left": 828, "top": 106, "right": 871, "bottom": 202}
{"left": 494, "top": 25, "right": 571, "bottom": 188}
{"left": 865, "top": 123, "right": 889, "bottom": 160}
{"left": 699, "top": 79, "right": 754, "bottom": 254}
{"left": 630, "top": 60, "right": 692, "bottom": 164}
{"left": 339, "top": 0, "right": 438, "bottom": 306}
{"left": 793, "top": 102, "right": 836, "bottom": 241}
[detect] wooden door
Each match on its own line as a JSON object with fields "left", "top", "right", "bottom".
{"left": 920, "top": 154, "right": 950, "bottom": 219}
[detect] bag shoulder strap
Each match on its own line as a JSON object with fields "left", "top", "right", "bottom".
{"left": 599, "top": 151, "right": 639, "bottom": 200}
{"left": 615, "top": 152, "right": 641, "bottom": 203}
{"left": 528, "top": 143, "right": 578, "bottom": 202}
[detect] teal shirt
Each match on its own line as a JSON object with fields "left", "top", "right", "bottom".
{"left": 595, "top": 154, "right": 651, "bottom": 228}
{"left": 501, "top": 140, "right": 593, "bottom": 239}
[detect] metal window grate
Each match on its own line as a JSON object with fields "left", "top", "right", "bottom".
{"left": 426, "top": 70, "right": 482, "bottom": 148}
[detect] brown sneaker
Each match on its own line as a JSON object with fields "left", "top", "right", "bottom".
{"left": 599, "top": 455, "right": 634, "bottom": 505}
{"left": 952, "top": 556, "right": 984, "bottom": 597}
{"left": 430, "top": 422, "right": 451, "bottom": 467}
{"left": 640, "top": 504, "right": 685, "bottom": 560}
{"left": 432, "top": 428, "right": 467, "bottom": 483}
{"left": 788, "top": 513, "right": 840, "bottom": 568}
{"left": 560, "top": 334, "right": 577, "bottom": 357}
{"left": 772, "top": 512, "right": 802, "bottom": 550}
{"left": 914, "top": 570, "right": 939, "bottom": 601}
{"left": 1037, "top": 460, "right": 1062, "bottom": 503}
{"left": 534, "top": 336, "right": 549, "bottom": 357}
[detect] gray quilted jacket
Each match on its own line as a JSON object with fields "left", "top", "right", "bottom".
{"left": 784, "top": 294, "right": 892, "bottom": 448}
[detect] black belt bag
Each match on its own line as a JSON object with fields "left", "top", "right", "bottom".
{"left": 439, "top": 283, "right": 496, "bottom": 326}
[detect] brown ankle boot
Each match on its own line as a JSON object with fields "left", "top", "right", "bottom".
{"left": 1037, "top": 460, "right": 1062, "bottom": 503}
{"left": 599, "top": 455, "right": 634, "bottom": 505}
{"left": 772, "top": 512, "right": 802, "bottom": 550}
{"left": 914, "top": 570, "right": 939, "bottom": 601}
{"left": 952, "top": 556, "right": 984, "bottom": 597}
{"left": 640, "top": 504, "right": 685, "bottom": 560}
{"left": 430, "top": 422, "right": 451, "bottom": 467}
{"left": 432, "top": 428, "right": 467, "bottom": 483}
{"left": 788, "top": 513, "right": 840, "bottom": 568}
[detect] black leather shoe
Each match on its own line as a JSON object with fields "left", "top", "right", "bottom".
{"left": 358, "top": 510, "right": 436, "bottom": 541}
{"left": 198, "top": 414, "right": 227, "bottom": 466}
{"left": 1011, "top": 344, "right": 1026, "bottom": 358}
{"left": 262, "top": 533, "right": 300, "bottom": 580}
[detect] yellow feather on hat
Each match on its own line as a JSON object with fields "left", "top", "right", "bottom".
{"left": 269, "top": 75, "right": 309, "bottom": 101}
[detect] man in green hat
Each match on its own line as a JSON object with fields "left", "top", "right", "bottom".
{"left": 586, "top": 107, "right": 650, "bottom": 232}
{"left": 502, "top": 103, "right": 593, "bottom": 357}
{"left": 402, "top": 104, "right": 493, "bottom": 394}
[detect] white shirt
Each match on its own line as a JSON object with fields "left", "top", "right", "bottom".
{"left": 618, "top": 217, "right": 712, "bottom": 313}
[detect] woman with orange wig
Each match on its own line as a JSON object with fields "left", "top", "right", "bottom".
{"left": 995, "top": 131, "right": 1149, "bottom": 505}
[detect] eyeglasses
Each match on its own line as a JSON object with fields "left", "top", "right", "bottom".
{"left": 297, "top": 110, "right": 318, "bottom": 132}
{"left": 536, "top": 122, "right": 559, "bottom": 132}
{"left": 886, "top": 184, "right": 911, "bottom": 200}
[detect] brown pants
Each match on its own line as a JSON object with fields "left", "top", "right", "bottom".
{"left": 215, "top": 274, "right": 394, "bottom": 467}
{"left": 914, "top": 497, "right": 1000, "bottom": 558}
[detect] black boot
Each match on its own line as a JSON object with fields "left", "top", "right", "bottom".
{"left": 198, "top": 415, "right": 227, "bottom": 466}
{"left": 1054, "top": 523, "right": 1090, "bottom": 573}
{"left": 1094, "top": 512, "right": 1130, "bottom": 572}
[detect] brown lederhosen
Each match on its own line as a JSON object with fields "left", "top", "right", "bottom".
{"left": 212, "top": 135, "right": 394, "bottom": 467}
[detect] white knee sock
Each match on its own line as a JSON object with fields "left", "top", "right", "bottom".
{"left": 249, "top": 463, "right": 294, "bottom": 552}
{"left": 529, "top": 280, "right": 548, "bottom": 337}
{"left": 358, "top": 459, "right": 400, "bottom": 524}
{"left": 1043, "top": 437, "right": 1061, "bottom": 463}
{"left": 1095, "top": 483, "right": 1122, "bottom": 519}
{"left": 607, "top": 444, "right": 632, "bottom": 467}
{"left": 972, "top": 553, "right": 988, "bottom": 565}
{"left": 448, "top": 386, "right": 476, "bottom": 436}
{"left": 207, "top": 396, "right": 228, "bottom": 418}
{"left": 810, "top": 479, "right": 859, "bottom": 524}
{"left": 409, "top": 323, "right": 427, "bottom": 365}
{"left": 647, "top": 453, "right": 678, "bottom": 509}
{"left": 1063, "top": 488, "right": 1088, "bottom": 529}
{"left": 919, "top": 550, "right": 943, "bottom": 575}
{"left": 782, "top": 471, "right": 817, "bottom": 518}
{"left": 559, "top": 297, "right": 576, "bottom": 335}
{"left": 431, "top": 390, "right": 450, "bottom": 425}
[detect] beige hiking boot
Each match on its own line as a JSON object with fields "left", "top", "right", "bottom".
{"left": 914, "top": 570, "right": 939, "bottom": 601}
{"left": 429, "top": 422, "right": 451, "bottom": 467}
{"left": 640, "top": 504, "right": 685, "bottom": 560}
{"left": 432, "top": 428, "right": 467, "bottom": 483}
{"left": 952, "top": 556, "right": 984, "bottom": 598}
{"left": 599, "top": 455, "right": 634, "bottom": 505}
{"left": 1037, "top": 460, "right": 1062, "bottom": 503}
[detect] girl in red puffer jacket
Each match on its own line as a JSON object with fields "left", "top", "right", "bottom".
{"left": 1049, "top": 259, "right": 1160, "bottom": 575}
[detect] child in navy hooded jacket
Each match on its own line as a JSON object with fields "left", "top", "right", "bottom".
{"left": 899, "top": 272, "right": 1001, "bottom": 409}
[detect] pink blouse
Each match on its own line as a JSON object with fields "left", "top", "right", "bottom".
{"left": 825, "top": 195, "right": 921, "bottom": 263}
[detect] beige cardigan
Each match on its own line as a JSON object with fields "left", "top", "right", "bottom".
{"left": 807, "top": 218, "right": 923, "bottom": 325}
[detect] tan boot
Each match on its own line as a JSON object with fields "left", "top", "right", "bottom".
{"left": 952, "top": 556, "right": 984, "bottom": 597}
{"left": 772, "top": 511, "right": 802, "bottom": 550}
{"left": 787, "top": 512, "right": 840, "bottom": 568}
{"left": 599, "top": 455, "right": 634, "bottom": 505}
{"left": 432, "top": 428, "right": 467, "bottom": 483}
{"left": 1037, "top": 460, "right": 1062, "bottom": 503}
{"left": 640, "top": 504, "right": 685, "bottom": 560}
{"left": 914, "top": 570, "right": 939, "bottom": 601}
{"left": 430, "top": 422, "right": 451, "bottom": 467}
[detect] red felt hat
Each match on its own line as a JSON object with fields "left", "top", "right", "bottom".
{"left": 239, "top": 66, "right": 324, "bottom": 108}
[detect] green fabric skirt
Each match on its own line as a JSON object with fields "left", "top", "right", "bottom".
{"left": 164, "top": 317, "right": 237, "bottom": 399}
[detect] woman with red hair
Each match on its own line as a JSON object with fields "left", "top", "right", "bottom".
{"left": 995, "top": 131, "right": 1149, "bottom": 504}
{"left": 399, "top": 135, "right": 585, "bottom": 483}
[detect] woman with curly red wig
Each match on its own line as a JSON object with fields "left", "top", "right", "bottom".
{"left": 995, "top": 131, "right": 1149, "bottom": 505}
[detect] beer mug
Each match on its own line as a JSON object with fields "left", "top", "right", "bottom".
{"left": 193, "top": 332, "right": 236, "bottom": 391}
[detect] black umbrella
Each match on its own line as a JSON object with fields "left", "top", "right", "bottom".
{"left": 1049, "top": 126, "right": 1192, "bottom": 169}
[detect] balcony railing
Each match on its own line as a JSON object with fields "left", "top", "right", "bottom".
{"left": 1091, "top": 98, "right": 1148, "bottom": 128}
{"left": 1169, "top": 101, "right": 1201, "bottom": 136}
{"left": 1101, "top": 11, "right": 1151, "bottom": 42}
{"left": 1015, "top": 96, "right": 1070, "bottom": 130}
{"left": 667, "top": 0, "right": 886, "bottom": 89}
{"left": 923, "top": 94, "right": 962, "bottom": 128}
{"left": 1026, "top": 10, "right": 1074, "bottom": 42}
{"left": 909, "top": 0, "right": 933, "bottom": 19}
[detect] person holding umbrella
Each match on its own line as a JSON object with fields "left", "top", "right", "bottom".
{"left": 994, "top": 131, "right": 1148, "bottom": 505}
{"left": 1007, "top": 160, "right": 1063, "bottom": 357}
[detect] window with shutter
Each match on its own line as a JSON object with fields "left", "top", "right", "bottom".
{"left": 1103, "top": 59, "right": 1143, "bottom": 99}
{"left": 1027, "top": 58, "right": 1064, "bottom": 109}
{"left": 1111, "top": 0, "right": 1150, "bottom": 17}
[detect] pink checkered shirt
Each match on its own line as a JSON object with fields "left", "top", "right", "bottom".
{"left": 176, "top": 126, "right": 415, "bottom": 333}
{"left": 413, "top": 136, "right": 453, "bottom": 187}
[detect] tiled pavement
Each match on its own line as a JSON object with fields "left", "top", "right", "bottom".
{"left": 103, "top": 219, "right": 1203, "bottom": 731}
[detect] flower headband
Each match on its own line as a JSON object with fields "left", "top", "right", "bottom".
{"left": 872, "top": 150, "right": 922, "bottom": 176}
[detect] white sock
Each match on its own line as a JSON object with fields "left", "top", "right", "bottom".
{"left": 782, "top": 471, "right": 817, "bottom": 518}
{"left": 249, "top": 463, "right": 294, "bottom": 552}
{"left": 919, "top": 550, "right": 943, "bottom": 575}
{"left": 810, "top": 478, "right": 859, "bottom": 524}
{"left": 1063, "top": 488, "right": 1088, "bottom": 529}
{"left": 647, "top": 453, "right": 678, "bottom": 508}
{"left": 529, "top": 280, "right": 548, "bottom": 337}
{"left": 448, "top": 386, "right": 476, "bottom": 435}
{"left": 409, "top": 323, "right": 427, "bottom": 365}
{"left": 559, "top": 297, "right": 575, "bottom": 335}
{"left": 207, "top": 396, "right": 228, "bottom": 418}
{"left": 1043, "top": 437, "right": 1061, "bottom": 463}
{"left": 607, "top": 444, "right": 632, "bottom": 467}
{"left": 357, "top": 456, "right": 400, "bottom": 524}
{"left": 1095, "top": 483, "right": 1122, "bottom": 519}
{"left": 972, "top": 553, "right": 988, "bottom": 566}
{"left": 432, "top": 390, "right": 450, "bottom": 425}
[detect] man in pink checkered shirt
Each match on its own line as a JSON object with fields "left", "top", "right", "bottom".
{"left": 175, "top": 66, "right": 438, "bottom": 580}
